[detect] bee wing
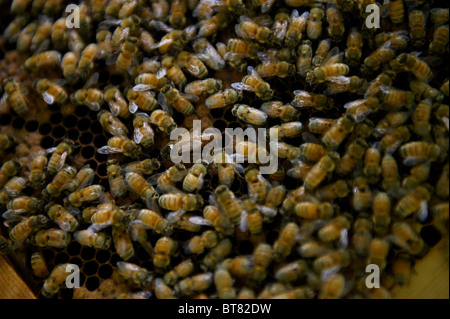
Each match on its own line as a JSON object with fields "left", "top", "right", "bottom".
{"left": 88, "top": 222, "right": 111, "bottom": 232}
{"left": 156, "top": 68, "right": 166, "bottom": 79}
{"left": 257, "top": 51, "right": 276, "bottom": 64}
{"left": 84, "top": 72, "right": 99, "bottom": 88}
{"left": 98, "top": 146, "right": 123, "bottom": 154}
{"left": 167, "top": 209, "right": 186, "bottom": 224}
{"left": 380, "top": 0, "right": 390, "bottom": 18}
{"left": 99, "top": 19, "right": 123, "bottom": 28}
{"left": 442, "top": 116, "right": 449, "bottom": 131}
{"left": 231, "top": 82, "right": 255, "bottom": 92}
{"left": 231, "top": 163, "right": 245, "bottom": 178}
{"left": 129, "top": 102, "right": 139, "bottom": 114}
{"left": 181, "top": 92, "right": 200, "bottom": 102}
{"left": 41, "top": 92, "right": 55, "bottom": 105}
{"left": 239, "top": 210, "right": 248, "bottom": 233}
{"left": 257, "top": 205, "right": 277, "bottom": 220}
{"left": 57, "top": 220, "right": 71, "bottom": 232}
{"left": 2, "top": 209, "right": 27, "bottom": 220}
{"left": 0, "top": 93, "right": 8, "bottom": 113}
{"left": 338, "top": 229, "right": 348, "bottom": 249}
{"left": 146, "top": 196, "right": 161, "bottom": 214}
{"left": 196, "top": 173, "right": 205, "bottom": 191}
{"left": 150, "top": 21, "right": 174, "bottom": 33}
{"left": 290, "top": 9, "right": 300, "bottom": 20}
{"left": 134, "top": 129, "right": 144, "bottom": 144}
{"left": 157, "top": 91, "right": 173, "bottom": 115}
{"left": 223, "top": 51, "right": 245, "bottom": 61}
{"left": 189, "top": 216, "right": 212, "bottom": 227}
{"left": 417, "top": 200, "right": 429, "bottom": 222}
{"left": 105, "top": 51, "right": 120, "bottom": 66}
{"left": 146, "top": 172, "right": 164, "bottom": 186}
{"left": 320, "top": 266, "right": 342, "bottom": 283}
{"left": 403, "top": 156, "right": 426, "bottom": 167}
{"left": 301, "top": 132, "right": 321, "bottom": 144}
{"left": 327, "top": 76, "right": 351, "bottom": 85}
{"left": 261, "top": 0, "right": 275, "bottom": 13}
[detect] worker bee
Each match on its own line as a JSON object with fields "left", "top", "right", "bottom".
{"left": 33, "top": 78, "right": 68, "bottom": 106}
{"left": 308, "top": 117, "right": 336, "bottom": 134}
{"left": 0, "top": 134, "right": 15, "bottom": 152}
{"left": 74, "top": 229, "right": 111, "bottom": 249}
{"left": 384, "top": 0, "right": 405, "bottom": 24}
{"left": 2, "top": 78, "right": 28, "bottom": 116}
{"left": 431, "top": 7, "right": 449, "bottom": 26}
{"left": 154, "top": 278, "right": 177, "bottom": 299}
{"left": 294, "top": 201, "right": 334, "bottom": 220}
{"left": 97, "top": 110, "right": 129, "bottom": 138}
{"left": 112, "top": 224, "right": 135, "bottom": 261}
{"left": 67, "top": 185, "right": 104, "bottom": 208}
{"left": 250, "top": 243, "right": 272, "bottom": 283}
{"left": 154, "top": 236, "right": 178, "bottom": 269}
{"left": 0, "top": 160, "right": 21, "bottom": 192}
{"left": 158, "top": 192, "right": 204, "bottom": 221}
{"left": 34, "top": 228, "right": 71, "bottom": 248}
{"left": 435, "top": 164, "right": 449, "bottom": 199}
{"left": 378, "top": 85, "right": 416, "bottom": 110}
{"left": 17, "top": 21, "right": 38, "bottom": 53}
{"left": 174, "top": 272, "right": 213, "bottom": 296}
{"left": 306, "top": 4, "right": 324, "bottom": 40}
{"left": 3, "top": 196, "right": 42, "bottom": 219}
{"left": 255, "top": 52, "right": 296, "bottom": 78}
{"left": 397, "top": 53, "right": 433, "bottom": 82}
{"left": 410, "top": 79, "right": 444, "bottom": 103}
{"left": 71, "top": 80, "right": 105, "bottom": 112}
{"left": 134, "top": 70, "right": 169, "bottom": 92}
{"left": 3, "top": 13, "right": 28, "bottom": 43}
{"left": 380, "top": 155, "right": 400, "bottom": 196}
{"left": 260, "top": 101, "right": 299, "bottom": 122}
{"left": 31, "top": 251, "right": 49, "bottom": 278}
{"left": 362, "top": 147, "right": 381, "bottom": 184}
{"left": 395, "top": 185, "right": 431, "bottom": 220}
{"left": 213, "top": 185, "right": 244, "bottom": 225}
{"left": 159, "top": 84, "right": 196, "bottom": 115}
{"left": 89, "top": 203, "right": 125, "bottom": 232}
{"left": 214, "top": 267, "right": 236, "bottom": 299}
{"left": 296, "top": 40, "right": 313, "bottom": 78}
{"left": 8, "top": 214, "right": 49, "bottom": 243}
{"left": 124, "top": 172, "right": 156, "bottom": 205}
{"left": 399, "top": 141, "right": 441, "bottom": 166}
{"left": 192, "top": 37, "right": 226, "bottom": 71}
{"left": 430, "top": 24, "right": 449, "bottom": 55}
{"left": 30, "top": 16, "right": 52, "bottom": 52}
{"left": 126, "top": 89, "right": 158, "bottom": 114}
{"left": 317, "top": 215, "right": 351, "bottom": 246}
{"left": 67, "top": 30, "right": 85, "bottom": 56}
{"left": 182, "top": 162, "right": 207, "bottom": 193}
{"left": 198, "top": 11, "right": 229, "bottom": 37}
{"left": 183, "top": 230, "right": 219, "bottom": 255}
{"left": 374, "top": 30, "right": 409, "bottom": 50}
{"left": 122, "top": 159, "right": 161, "bottom": 177}
{"left": 351, "top": 176, "right": 373, "bottom": 212}
{"left": 274, "top": 260, "right": 309, "bottom": 283}
{"left": 47, "top": 204, "right": 79, "bottom": 233}
{"left": 42, "top": 263, "right": 79, "bottom": 298}
{"left": 78, "top": 43, "right": 99, "bottom": 80}
{"left": 200, "top": 237, "right": 232, "bottom": 269}
{"left": 286, "top": 159, "right": 312, "bottom": 180}
{"left": 147, "top": 164, "right": 187, "bottom": 194}
{"left": 164, "top": 259, "right": 195, "bottom": 286}
{"left": 117, "top": 261, "right": 153, "bottom": 287}
{"left": 306, "top": 52, "right": 349, "bottom": 85}
{"left": 216, "top": 40, "right": 248, "bottom": 72}
{"left": 105, "top": 160, "right": 127, "bottom": 199}
{"left": 409, "top": 10, "right": 427, "bottom": 48}
{"left": 389, "top": 222, "right": 427, "bottom": 256}
{"left": 176, "top": 51, "right": 208, "bottom": 79}
{"left": 148, "top": 109, "right": 177, "bottom": 135}
{"left": 273, "top": 222, "right": 299, "bottom": 261}
{"left": 411, "top": 98, "right": 433, "bottom": 138}
{"left": 132, "top": 113, "right": 155, "bottom": 149}
{"left": 131, "top": 208, "right": 172, "bottom": 236}
{"left": 343, "top": 97, "right": 379, "bottom": 123}
{"left": 189, "top": 205, "right": 234, "bottom": 236}
{"left": 232, "top": 66, "right": 274, "bottom": 100}
{"left": 168, "top": 0, "right": 187, "bottom": 28}
{"left": 373, "top": 111, "right": 409, "bottom": 138}
{"left": 96, "top": 29, "right": 114, "bottom": 60}
{"left": 115, "top": 37, "right": 140, "bottom": 76}
{"left": 44, "top": 166, "right": 77, "bottom": 198}
{"left": 291, "top": 90, "right": 333, "bottom": 111}
{"left": 326, "top": 1, "right": 345, "bottom": 42}
{"left": 284, "top": 10, "right": 309, "bottom": 48}
{"left": 232, "top": 104, "right": 268, "bottom": 126}
{"left": 184, "top": 78, "right": 223, "bottom": 96}
{"left": 336, "top": 139, "right": 367, "bottom": 176}
{"left": 61, "top": 52, "right": 79, "bottom": 85}
{"left": 362, "top": 41, "right": 396, "bottom": 75}
{"left": 432, "top": 202, "right": 449, "bottom": 234}
{"left": 235, "top": 15, "right": 273, "bottom": 45}
{"left": 205, "top": 88, "right": 243, "bottom": 109}
{"left": 98, "top": 136, "right": 142, "bottom": 158}
{"left": 0, "top": 176, "right": 25, "bottom": 204}
{"left": 322, "top": 115, "right": 354, "bottom": 150}
{"left": 104, "top": 86, "right": 131, "bottom": 119}
{"left": 344, "top": 27, "right": 363, "bottom": 68}
{"left": 269, "top": 122, "right": 303, "bottom": 142}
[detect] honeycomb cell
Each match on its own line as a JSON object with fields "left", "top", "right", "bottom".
{"left": 81, "top": 246, "right": 96, "bottom": 261}
{"left": 214, "top": 119, "right": 227, "bottom": 132}
{"left": 67, "top": 129, "right": 80, "bottom": 141}
{"left": 40, "top": 136, "right": 55, "bottom": 149}
{"left": 98, "top": 265, "right": 113, "bottom": 280}
{"left": 67, "top": 241, "right": 82, "bottom": 256}
{"left": 52, "top": 126, "right": 65, "bottom": 138}
{"left": 91, "top": 122, "right": 103, "bottom": 134}
{"left": 39, "top": 123, "right": 52, "bottom": 135}
{"left": 81, "top": 146, "right": 95, "bottom": 159}
{"left": 75, "top": 105, "right": 89, "bottom": 117}
{"left": 97, "top": 163, "right": 107, "bottom": 177}
{"left": 25, "top": 120, "right": 38, "bottom": 132}
{"left": 63, "top": 115, "right": 78, "bottom": 128}
{"left": 84, "top": 260, "right": 99, "bottom": 276}
{"left": 77, "top": 118, "right": 91, "bottom": 131}
{"left": 265, "top": 231, "right": 279, "bottom": 246}
{"left": 54, "top": 252, "right": 70, "bottom": 265}
{"left": 93, "top": 135, "right": 107, "bottom": 148}
{"left": 238, "top": 240, "right": 254, "bottom": 255}
{"left": 12, "top": 117, "right": 25, "bottom": 129}
{"left": 80, "top": 132, "right": 94, "bottom": 145}
{"left": 95, "top": 152, "right": 108, "bottom": 162}
{"left": 50, "top": 113, "right": 63, "bottom": 125}
{"left": 420, "top": 225, "right": 443, "bottom": 247}
{"left": 96, "top": 250, "right": 111, "bottom": 264}
{"left": 86, "top": 159, "right": 98, "bottom": 171}
{"left": 0, "top": 114, "right": 12, "bottom": 126}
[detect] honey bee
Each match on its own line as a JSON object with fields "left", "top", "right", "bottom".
{"left": 322, "top": 115, "right": 354, "bottom": 150}
{"left": 391, "top": 253, "right": 414, "bottom": 286}
{"left": 0, "top": 134, "right": 15, "bottom": 152}
{"left": 308, "top": 117, "right": 336, "bottom": 135}
{"left": 164, "top": 259, "right": 194, "bottom": 286}
{"left": 291, "top": 90, "right": 333, "bottom": 111}
{"left": 154, "top": 278, "right": 177, "bottom": 299}
{"left": 296, "top": 40, "right": 313, "bottom": 78}
{"left": 432, "top": 202, "right": 449, "bottom": 234}
{"left": 284, "top": 10, "right": 309, "bottom": 48}
{"left": 174, "top": 272, "right": 213, "bottom": 297}
{"left": 362, "top": 41, "right": 396, "bottom": 74}
{"left": 42, "top": 263, "right": 79, "bottom": 298}
{"left": 395, "top": 185, "right": 431, "bottom": 220}
{"left": 168, "top": 0, "right": 187, "bottom": 28}
{"left": 273, "top": 222, "right": 299, "bottom": 261}
{"left": 398, "top": 53, "right": 433, "bottom": 82}
{"left": 67, "top": 29, "right": 85, "bottom": 56}
{"left": 313, "top": 249, "right": 352, "bottom": 275}
{"left": 72, "top": 82, "right": 105, "bottom": 112}
{"left": 131, "top": 112, "right": 155, "bottom": 149}
{"left": 435, "top": 164, "right": 449, "bottom": 200}
{"left": 154, "top": 236, "right": 178, "bottom": 269}
{"left": 147, "top": 164, "right": 187, "bottom": 194}
{"left": 235, "top": 15, "right": 273, "bottom": 45}
{"left": 320, "top": 273, "right": 346, "bottom": 299}
{"left": 125, "top": 89, "right": 158, "bottom": 115}
{"left": 115, "top": 37, "right": 139, "bottom": 76}
{"left": 316, "top": 179, "right": 350, "bottom": 202}
{"left": 103, "top": 86, "right": 130, "bottom": 119}
{"left": 3, "top": 196, "right": 42, "bottom": 219}
{"left": 47, "top": 203, "right": 79, "bottom": 232}
{"left": 132, "top": 208, "right": 172, "bottom": 236}
{"left": 409, "top": 10, "right": 427, "bottom": 48}
{"left": 67, "top": 185, "right": 104, "bottom": 208}
{"left": 232, "top": 104, "right": 268, "bottom": 126}
{"left": 373, "top": 111, "right": 409, "bottom": 138}
{"left": 0, "top": 160, "right": 21, "bottom": 189}
{"left": 429, "top": 24, "right": 449, "bottom": 55}
{"left": 78, "top": 43, "right": 99, "bottom": 80}
{"left": 17, "top": 21, "right": 38, "bottom": 53}
{"left": 306, "top": 4, "right": 324, "bottom": 40}
{"left": 159, "top": 192, "right": 204, "bottom": 219}
{"left": 294, "top": 201, "right": 334, "bottom": 220}
{"left": 374, "top": 30, "right": 409, "bottom": 50}
{"left": 44, "top": 166, "right": 77, "bottom": 198}
{"left": 255, "top": 54, "right": 296, "bottom": 79}
{"left": 411, "top": 98, "right": 434, "bottom": 138}
{"left": 216, "top": 40, "right": 248, "bottom": 72}
{"left": 97, "top": 110, "right": 129, "bottom": 138}
{"left": 251, "top": 243, "right": 272, "bottom": 283}
{"left": 89, "top": 202, "right": 125, "bottom": 231}
{"left": 399, "top": 141, "right": 441, "bottom": 166}
{"left": 351, "top": 176, "right": 373, "bottom": 212}
{"left": 198, "top": 12, "right": 229, "bottom": 37}
{"left": 201, "top": 237, "right": 232, "bottom": 270}
{"left": 3, "top": 15, "right": 28, "bottom": 43}
{"left": 232, "top": 65, "right": 274, "bottom": 100}
{"left": 183, "top": 230, "right": 219, "bottom": 255}
{"left": 117, "top": 261, "right": 153, "bottom": 287}
{"left": 112, "top": 224, "right": 135, "bottom": 261}
{"left": 159, "top": 84, "right": 196, "bottom": 115}
{"left": 389, "top": 222, "right": 427, "bottom": 256}
{"left": 181, "top": 162, "right": 207, "bottom": 193}
{"left": 410, "top": 79, "right": 444, "bottom": 103}
{"left": 189, "top": 205, "right": 234, "bottom": 236}
{"left": 342, "top": 28, "right": 363, "bottom": 68}
{"left": 34, "top": 228, "right": 70, "bottom": 248}
{"left": 2, "top": 78, "right": 28, "bottom": 116}
{"left": 33, "top": 78, "right": 68, "bottom": 106}
{"left": 214, "top": 267, "right": 236, "bottom": 299}
{"left": 96, "top": 29, "right": 114, "bottom": 60}
{"left": 105, "top": 160, "right": 127, "bottom": 199}
{"left": 184, "top": 78, "right": 223, "bottom": 97}
{"left": 61, "top": 52, "right": 79, "bottom": 85}
{"left": 98, "top": 136, "right": 142, "bottom": 158}
{"left": 124, "top": 172, "right": 156, "bottom": 205}
{"left": 212, "top": 185, "right": 244, "bottom": 225}
{"left": 336, "top": 139, "right": 367, "bottom": 176}
{"left": 8, "top": 214, "right": 48, "bottom": 243}
{"left": 431, "top": 7, "right": 449, "bottom": 26}
{"left": 260, "top": 101, "right": 299, "bottom": 122}
{"left": 205, "top": 89, "right": 243, "bottom": 110}
{"left": 74, "top": 229, "right": 111, "bottom": 249}
{"left": 176, "top": 51, "right": 208, "bottom": 79}
{"left": 362, "top": 147, "right": 381, "bottom": 184}
{"left": 385, "top": 0, "right": 404, "bottom": 24}
{"left": 378, "top": 85, "right": 416, "bottom": 110}
{"left": 31, "top": 251, "right": 49, "bottom": 278}
{"left": 192, "top": 37, "right": 226, "bottom": 71}
{"left": 160, "top": 56, "right": 186, "bottom": 90}
{"left": 30, "top": 16, "right": 52, "bottom": 52}
{"left": 326, "top": 2, "right": 345, "bottom": 42}
{"left": 306, "top": 53, "right": 349, "bottom": 85}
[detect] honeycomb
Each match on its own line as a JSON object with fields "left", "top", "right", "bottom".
{"left": 0, "top": 0, "right": 449, "bottom": 299}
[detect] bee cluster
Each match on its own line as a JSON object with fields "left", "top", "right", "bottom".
{"left": 0, "top": 0, "right": 449, "bottom": 299}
